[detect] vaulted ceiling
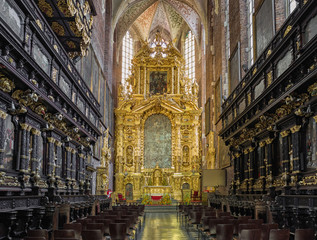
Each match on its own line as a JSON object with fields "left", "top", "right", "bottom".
{"left": 113, "top": 0, "right": 206, "bottom": 47}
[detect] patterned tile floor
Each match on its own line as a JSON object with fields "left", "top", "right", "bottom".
{"left": 138, "top": 212, "right": 196, "bottom": 240}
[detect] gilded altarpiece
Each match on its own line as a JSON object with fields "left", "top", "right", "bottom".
{"left": 115, "top": 33, "right": 202, "bottom": 201}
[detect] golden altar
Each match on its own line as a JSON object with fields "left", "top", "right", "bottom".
{"left": 114, "top": 32, "right": 203, "bottom": 201}
{"left": 143, "top": 186, "right": 172, "bottom": 194}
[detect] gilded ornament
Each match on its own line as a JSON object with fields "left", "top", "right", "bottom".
{"left": 57, "top": 0, "right": 73, "bottom": 17}
{"left": 290, "top": 125, "right": 301, "bottom": 133}
{"left": 265, "top": 138, "right": 274, "bottom": 145}
{"left": 36, "top": 19, "right": 43, "bottom": 30}
{"left": 53, "top": 45, "right": 59, "bottom": 53}
{"left": 69, "top": 21, "right": 81, "bottom": 37}
{"left": 308, "top": 82, "right": 317, "bottom": 96}
{"left": 66, "top": 41, "right": 77, "bottom": 49}
{"left": 34, "top": 104, "right": 46, "bottom": 116}
{"left": 267, "top": 71, "right": 272, "bottom": 86}
{"left": 38, "top": 0, "right": 53, "bottom": 17}
{"left": 266, "top": 49, "right": 272, "bottom": 58}
{"left": 51, "top": 22, "right": 65, "bottom": 36}
{"left": 252, "top": 68, "right": 257, "bottom": 76}
{"left": 259, "top": 141, "right": 266, "bottom": 148}
{"left": 52, "top": 68, "right": 58, "bottom": 83}
{"left": 247, "top": 92, "right": 251, "bottom": 105}
{"left": 280, "top": 130, "right": 290, "bottom": 137}
{"left": 31, "top": 128, "right": 41, "bottom": 136}
{"left": 283, "top": 25, "right": 292, "bottom": 38}
{"left": 0, "top": 110, "right": 7, "bottom": 119}
{"left": 0, "top": 74, "right": 15, "bottom": 92}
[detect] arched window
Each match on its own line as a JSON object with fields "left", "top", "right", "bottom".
{"left": 247, "top": 0, "right": 254, "bottom": 67}
{"left": 286, "top": 0, "right": 297, "bottom": 17}
{"left": 184, "top": 31, "right": 195, "bottom": 81}
{"left": 122, "top": 31, "right": 133, "bottom": 83}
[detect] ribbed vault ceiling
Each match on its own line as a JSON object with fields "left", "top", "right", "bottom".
{"left": 113, "top": 0, "right": 205, "bottom": 46}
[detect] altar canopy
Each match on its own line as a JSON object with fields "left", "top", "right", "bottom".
{"left": 114, "top": 32, "right": 202, "bottom": 201}
{"left": 144, "top": 114, "right": 172, "bottom": 168}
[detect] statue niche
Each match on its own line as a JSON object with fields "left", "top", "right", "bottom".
{"left": 153, "top": 164, "right": 163, "bottom": 186}
{"left": 183, "top": 145, "right": 190, "bottom": 166}
{"left": 126, "top": 146, "right": 133, "bottom": 166}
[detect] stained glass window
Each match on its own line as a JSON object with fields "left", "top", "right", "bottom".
{"left": 184, "top": 31, "right": 195, "bottom": 81}
{"left": 122, "top": 31, "right": 133, "bottom": 83}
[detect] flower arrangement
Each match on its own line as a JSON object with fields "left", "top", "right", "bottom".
{"left": 141, "top": 194, "right": 152, "bottom": 205}
{"left": 160, "top": 194, "right": 172, "bottom": 205}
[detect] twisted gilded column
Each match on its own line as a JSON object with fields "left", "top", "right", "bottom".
{"left": 0, "top": 110, "right": 8, "bottom": 169}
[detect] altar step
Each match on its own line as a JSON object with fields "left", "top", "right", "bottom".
{"left": 144, "top": 205, "right": 178, "bottom": 213}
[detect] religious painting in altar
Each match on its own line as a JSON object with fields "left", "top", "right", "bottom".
{"left": 149, "top": 71, "right": 167, "bottom": 94}
{"left": 144, "top": 114, "right": 172, "bottom": 168}
{"left": 3, "top": 116, "right": 15, "bottom": 169}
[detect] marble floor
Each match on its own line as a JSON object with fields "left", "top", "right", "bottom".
{"left": 138, "top": 212, "right": 195, "bottom": 240}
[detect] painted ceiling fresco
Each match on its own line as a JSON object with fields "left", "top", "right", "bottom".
{"left": 149, "top": 2, "right": 171, "bottom": 38}
{"left": 114, "top": 0, "right": 204, "bottom": 44}
{"left": 133, "top": 2, "right": 159, "bottom": 41}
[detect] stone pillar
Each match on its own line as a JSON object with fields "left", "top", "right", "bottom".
{"left": 290, "top": 125, "right": 301, "bottom": 173}
{"left": 30, "top": 129, "right": 41, "bottom": 174}
{"left": 20, "top": 123, "right": 32, "bottom": 173}
{"left": 55, "top": 141, "right": 62, "bottom": 179}
{"left": 280, "top": 130, "right": 290, "bottom": 173}
{"left": 0, "top": 110, "right": 8, "bottom": 169}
